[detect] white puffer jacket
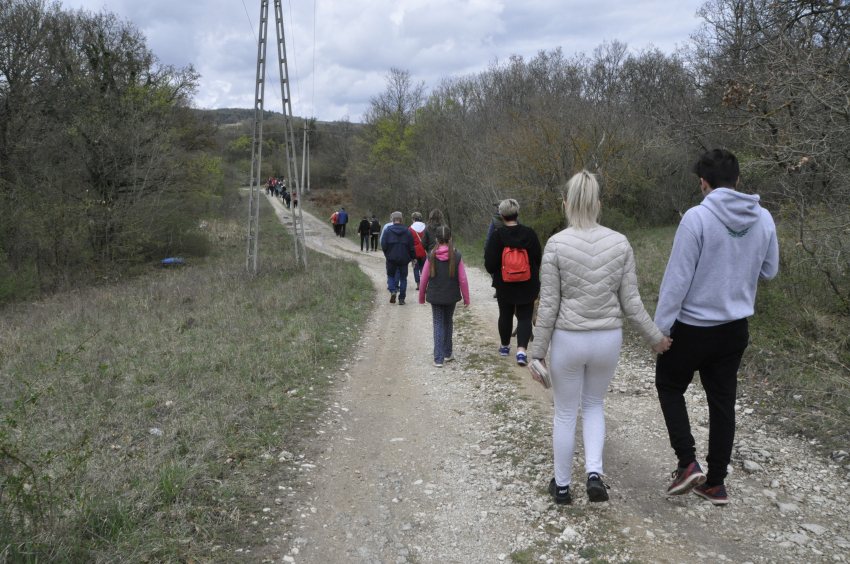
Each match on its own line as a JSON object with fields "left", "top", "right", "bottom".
{"left": 530, "top": 225, "right": 663, "bottom": 359}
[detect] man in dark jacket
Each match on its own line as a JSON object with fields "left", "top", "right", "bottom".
{"left": 356, "top": 216, "right": 371, "bottom": 252}
{"left": 381, "top": 211, "right": 416, "bottom": 305}
{"left": 370, "top": 215, "right": 381, "bottom": 251}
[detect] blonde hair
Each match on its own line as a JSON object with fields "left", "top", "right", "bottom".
{"left": 563, "top": 170, "right": 600, "bottom": 230}
{"left": 498, "top": 199, "right": 520, "bottom": 221}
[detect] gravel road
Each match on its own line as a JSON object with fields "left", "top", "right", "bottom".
{"left": 254, "top": 197, "right": 850, "bottom": 564}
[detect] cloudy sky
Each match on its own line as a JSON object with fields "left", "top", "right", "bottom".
{"left": 62, "top": 0, "right": 706, "bottom": 122}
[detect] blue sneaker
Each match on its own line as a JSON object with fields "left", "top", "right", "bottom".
{"left": 516, "top": 352, "right": 528, "bottom": 366}
{"left": 498, "top": 346, "right": 511, "bottom": 356}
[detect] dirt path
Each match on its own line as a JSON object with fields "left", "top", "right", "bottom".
{"left": 262, "top": 196, "right": 850, "bottom": 564}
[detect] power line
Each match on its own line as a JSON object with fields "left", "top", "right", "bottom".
{"left": 287, "top": 0, "right": 303, "bottom": 118}
{"left": 312, "top": 0, "right": 317, "bottom": 119}
{"left": 240, "top": 0, "right": 284, "bottom": 114}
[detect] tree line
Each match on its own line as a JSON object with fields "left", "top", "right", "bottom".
{"left": 0, "top": 0, "right": 222, "bottom": 301}
{"left": 348, "top": 0, "right": 850, "bottom": 316}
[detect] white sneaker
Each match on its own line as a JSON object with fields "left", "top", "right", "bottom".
{"left": 445, "top": 354, "right": 455, "bottom": 362}
{"left": 434, "top": 361, "right": 443, "bottom": 368}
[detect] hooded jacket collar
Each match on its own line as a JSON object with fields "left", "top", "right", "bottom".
{"left": 700, "top": 188, "right": 763, "bottom": 234}
{"left": 497, "top": 224, "right": 535, "bottom": 248}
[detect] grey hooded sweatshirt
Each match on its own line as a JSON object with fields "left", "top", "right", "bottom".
{"left": 654, "top": 187, "right": 779, "bottom": 335}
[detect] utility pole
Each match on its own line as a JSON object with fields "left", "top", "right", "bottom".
{"left": 300, "top": 120, "right": 307, "bottom": 198}
{"left": 246, "top": 0, "right": 308, "bottom": 272}
{"left": 245, "top": 0, "right": 269, "bottom": 273}
{"left": 307, "top": 127, "right": 311, "bottom": 194}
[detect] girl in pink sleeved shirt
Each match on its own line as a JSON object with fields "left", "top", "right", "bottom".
{"left": 418, "top": 226, "right": 470, "bottom": 367}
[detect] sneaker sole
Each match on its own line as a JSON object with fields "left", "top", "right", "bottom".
{"left": 666, "top": 472, "right": 707, "bottom": 496}
{"left": 517, "top": 359, "right": 528, "bottom": 366}
{"left": 692, "top": 489, "right": 729, "bottom": 505}
{"left": 587, "top": 485, "right": 609, "bottom": 503}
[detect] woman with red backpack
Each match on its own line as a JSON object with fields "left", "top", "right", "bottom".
{"left": 484, "top": 198, "right": 542, "bottom": 367}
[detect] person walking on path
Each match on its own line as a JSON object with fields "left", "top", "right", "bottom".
{"left": 653, "top": 149, "right": 779, "bottom": 506}
{"left": 484, "top": 199, "right": 542, "bottom": 367}
{"left": 357, "top": 216, "right": 371, "bottom": 252}
{"left": 419, "top": 226, "right": 470, "bottom": 367}
{"left": 370, "top": 215, "right": 381, "bottom": 251}
{"left": 420, "top": 209, "right": 446, "bottom": 253}
{"left": 529, "top": 171, "right": 670, "bottom": 506}
{"left": 337, "top": 208, "right": 349, "bottom": 237}
{"left": 330, "top": 210, "right": 340, "bottom": 236}
{"left": 381, "top": 211, "right": 417, "bottom": 305}
{"left": 409, "top": 212, "right": 428, "bottom": 289}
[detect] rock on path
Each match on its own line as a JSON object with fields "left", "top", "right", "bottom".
{"left": 261, "top": 196, "right": 850, "bottom": 564}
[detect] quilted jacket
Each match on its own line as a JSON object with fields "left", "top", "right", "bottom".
{"left": 530, "top": 225, "right": 663, "bottom": 359}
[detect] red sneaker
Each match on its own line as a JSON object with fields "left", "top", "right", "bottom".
{"left": 666, "top": 461, "right": 707, "bottom": 495}
{"left": 693, "top": 483, "right": 729, "bottom": 505}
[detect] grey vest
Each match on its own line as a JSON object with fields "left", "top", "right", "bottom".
{"left": 425, "top": 250, "right": 462, "bottom": 305}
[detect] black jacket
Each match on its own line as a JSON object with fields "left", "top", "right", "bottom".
{"left": 370, "top": 219, "right": 381, "bottom": 235}
{"left": 357, "top": 219, "right": 370, "bottom": 236}
{"left": 420, "top": 222, "right": 442, "bottom": 252}
{"left": 484, "top": 224, "right": 542, "bottom": 304}
{"left": 426, "top": 251, "right": 463, "bottom": 305}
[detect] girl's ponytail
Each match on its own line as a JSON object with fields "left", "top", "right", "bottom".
{"left": 432, "top": 225, "right": 455, "bottom": 278}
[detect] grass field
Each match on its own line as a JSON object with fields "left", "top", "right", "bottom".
{"left": 0, "top": 194, "right": 372, "bottom": 563}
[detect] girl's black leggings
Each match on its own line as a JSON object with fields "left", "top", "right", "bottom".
{"left": 497, "top": 298, "right": 534, "bottom": 349}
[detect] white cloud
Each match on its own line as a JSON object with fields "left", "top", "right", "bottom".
{"left": 61, "top": 0, "right": 705, "bottom": 121}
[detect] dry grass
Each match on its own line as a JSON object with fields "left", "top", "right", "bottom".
{"left": 0, "top": 195, "right": 372, "bottom": 563}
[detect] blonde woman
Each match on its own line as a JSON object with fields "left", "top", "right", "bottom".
{"left": 531, "top": 171, "right": 671, "bottom": 505}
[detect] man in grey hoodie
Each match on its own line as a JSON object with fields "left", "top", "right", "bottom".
{"left": 654, "top": 148, "right": 779, "bottom": 506}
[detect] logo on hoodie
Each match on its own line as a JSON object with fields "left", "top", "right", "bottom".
{"left": 726, "top": 227, "right": 749, "bottom": 238}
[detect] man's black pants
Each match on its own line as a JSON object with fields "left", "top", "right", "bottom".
{"left": 370, "top": 234, "right": 379, "bottom": 251}
{"left": 339, "top": 223, "right": 346, "bottom": 237}
{"left": 655, "top": 319, "right": 748, "bottom": 487}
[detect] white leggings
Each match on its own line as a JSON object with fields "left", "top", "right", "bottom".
{"left": 550, "top": 328, "right": 622, "bottom": 486}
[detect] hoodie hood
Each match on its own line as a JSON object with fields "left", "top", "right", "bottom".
{"left": 701, "top": 188, "right": 762, "bottom": 234}
{"left": 496, "top": 224, "right": 536, "bottom": 249}
{"left": 387, "top": 223, "right": 409, "bottom": 236}
{"left": 435, "top": 245, "right": 451, "bottom": 260}
{"left": 411, "top": 221, "right": 426, "bottom": 233}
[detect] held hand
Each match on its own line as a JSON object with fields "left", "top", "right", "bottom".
{"left": 652, "top": 336, "right": 673, "bottom": 354}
